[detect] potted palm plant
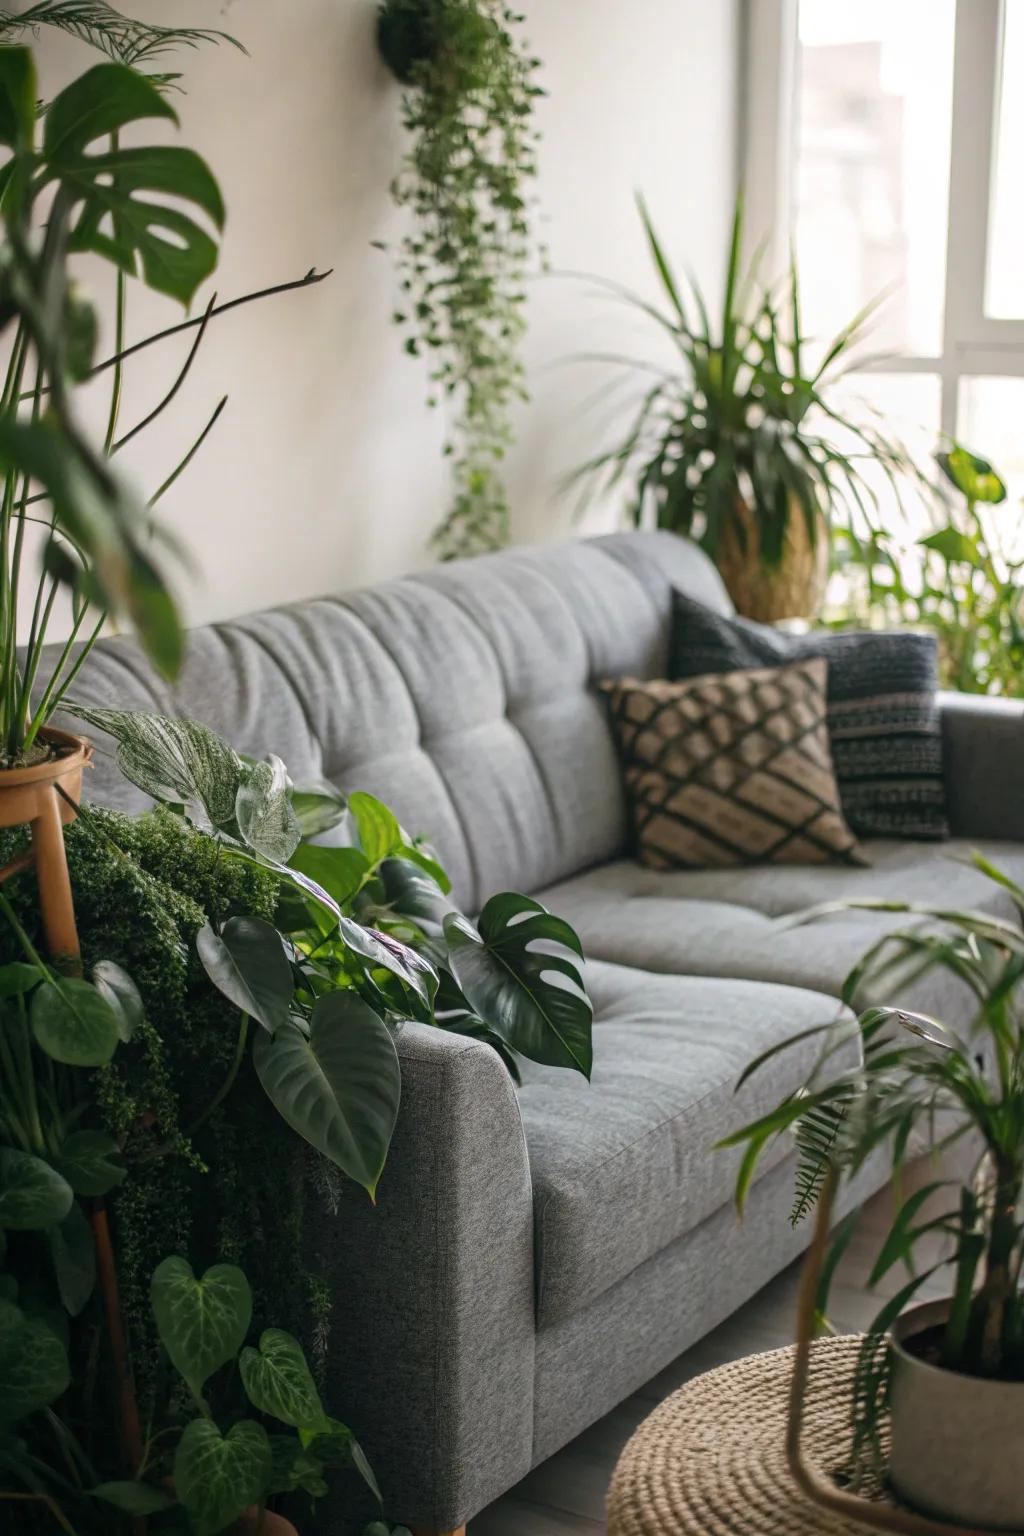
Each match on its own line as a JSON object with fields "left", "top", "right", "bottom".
{"left": 570, "top": 198, "right": 918, "bottom": 623}
{"left": 719, "top": 858, "right": 1024, "bottom": 1529}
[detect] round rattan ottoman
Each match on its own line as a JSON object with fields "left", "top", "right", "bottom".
{"left": 607, "top": 1335, "right": 888, "bottom": 1535}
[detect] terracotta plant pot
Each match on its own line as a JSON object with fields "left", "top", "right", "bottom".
{"left": 889, "top": 1296, "right": 1024, "bottom": 1530}
{"left": 714, "top": 494, "right": 828, "bottom": 623}
{"left": 0, "top": 726, "right": 92, "bottom": 961}
{"left": 234, "top": 1508, "right": 299, "bottom": 1536}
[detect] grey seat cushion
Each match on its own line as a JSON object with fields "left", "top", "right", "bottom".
{"left": 534, "top": 839, "right": 1024, "bottom": 1022}
{"left": 518, "top": 960, "right": 854, "bottom": 1326}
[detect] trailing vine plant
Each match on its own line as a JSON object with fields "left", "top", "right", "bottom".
{"left": 377, "top": 0, "right": 544, "bottom": 559}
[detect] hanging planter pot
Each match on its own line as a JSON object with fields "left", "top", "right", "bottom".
{"left": 377, "top": 0, "right": 497, "bottom": 85}
{"left": 0, "top": 725, "right": 92, "bottom": 961}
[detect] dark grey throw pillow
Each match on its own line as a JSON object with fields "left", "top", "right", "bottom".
{"left": 668, "top": 591, "right": 948, "bottom": 840}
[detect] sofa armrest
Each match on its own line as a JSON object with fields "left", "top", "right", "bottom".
{"left": 941, "top": 690, "right": 1024, "bottom": 842}
{"left": 318, "top": 1024, "right": 536, "bottom": 1531}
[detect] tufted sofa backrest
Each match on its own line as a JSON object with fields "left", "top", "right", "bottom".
{"left": 49, "top": 531, "right": 729, "bottom": 909}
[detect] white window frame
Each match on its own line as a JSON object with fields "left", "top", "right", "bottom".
{"left": 741, "top": 0, "right": 1024, "bottom": 439}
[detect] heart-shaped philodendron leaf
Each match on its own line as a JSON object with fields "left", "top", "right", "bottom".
{"left": 347, "top": 791, "right": 402, "bottom": 866}
{"left": 253, "top": 992, "right": 400, "bottom": 1197}
{"left": 196, "top": 917, "right": 294, "bottom": 1034}
{"left": 64, "top": 703, "right": 243, "bottom": 824}
{"left": 444, "top": 893, "right": 593, "bottom": 1077}
{"left": 173, "top": 1418, "right": 271, "bottom": 1536}
{"left": 235, "top": 754, "right": 301, "bottom": 863}
{"left": 0, "top": 1147, "right": 73, "bottom": 1230}
{"left": 150, "top": 1257, "right": 252, "bottom": 1404}
{"left": 30, "top": 978, "right": 121, "bottom": 1066}
{"left": 0, "top": 1298, "right": 70, "bottom": 1426}
{"left": 239, "top": 1328, "right": 325, "bottom": 1430}
{"left": 54, "top": 1129, "right": 127, "bottom": 1198}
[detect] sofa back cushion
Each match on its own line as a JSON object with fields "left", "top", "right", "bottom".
{"left": 47, "top": 531, "right": 728, "bottom": 909}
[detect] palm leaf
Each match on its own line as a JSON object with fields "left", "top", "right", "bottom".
{"left": 0, "top": 2, "right": 242, "bottom": 67}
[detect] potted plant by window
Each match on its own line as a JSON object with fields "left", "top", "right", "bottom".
{"left": 718, "top": 858, "right": 1024, "bottom": 1529}
{"left": 569, "top": 198, "right": 919, "bottom": 623}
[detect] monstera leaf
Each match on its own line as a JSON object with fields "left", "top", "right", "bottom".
{"left": 253, "top": 993, "right": 400, "bottom": 1196}
{"left": 0, "top": 51, "right": 225, "bottom": 678}
{"left": 41, "top": 62, "right": 225, "bottom": 305}
{"left": 150, "top": 1257, "right": 252, "bottom": 1404}
{"left": 444, "top": 894, "right": 593, "bottom": 1077}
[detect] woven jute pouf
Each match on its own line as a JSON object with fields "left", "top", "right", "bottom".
{"left": 607, "top": 1335, "right": 892, "bottom": 1535}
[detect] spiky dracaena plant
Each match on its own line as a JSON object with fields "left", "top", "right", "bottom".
{"left": 719, "top": 857, "right": 1024, "bottom": 1481}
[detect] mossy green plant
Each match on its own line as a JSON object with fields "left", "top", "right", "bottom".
{"left": 0, "top": 807, "right": 316, "bottom": 1413}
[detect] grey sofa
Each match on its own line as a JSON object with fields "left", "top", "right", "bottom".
{"left": 58, "top": 530, "right": 1024, "bottom": 1533}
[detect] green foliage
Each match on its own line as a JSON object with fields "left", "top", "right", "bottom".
{"left": 378, "top": 0, "right": 544, "bottom": 558}
{"left": 445, "top": 892, "right": 592, "bottom": 1076}
{"left": 570, "top": 196, "right": 919, "bottom": 576}
{"left": 0, "top": 2, "right": 239, "bottom": 71}
{"left": 0, "top": 47, "right": 228, "bottom": 757}
{"left": 720, "top": 859, "right": 1024, "bottom": 1479}
{"left": 832, "top": 442, "right": 1024, "bottom": 696}
{"left": 150, "top": 1256, "right": 252, "bottom": 1405}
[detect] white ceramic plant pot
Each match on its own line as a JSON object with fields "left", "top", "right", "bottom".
{"left": 889, "top": 1296, "right": 1024, "bottom": 1530}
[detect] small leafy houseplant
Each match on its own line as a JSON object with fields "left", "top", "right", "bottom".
{"left": 377, "top": 0, "right": 544, "bottom": 559}
{"left": 835, "top": 443, "right": 1024, "bottom": 697}
{"left": 0, "top": 699, "right": 592, "bottom": 1531}
{"left": 718, "top": 858, "right": 1024, "bottom": 1529}
{"left": 570, "top": 197, "right": 918, "bottom": 623}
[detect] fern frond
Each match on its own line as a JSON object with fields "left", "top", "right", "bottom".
{"left": 0, "top": 3, "right": 242, "bottom": 68}
{"left": 790, "top": 1092, "right": 851, "bottom": 1225}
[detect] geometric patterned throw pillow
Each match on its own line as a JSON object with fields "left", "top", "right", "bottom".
{"left": 669, "top": 590, "right": 948, "bottom": 840}
{"left": 601, "top": 658, "right": 868, "bottom": 869}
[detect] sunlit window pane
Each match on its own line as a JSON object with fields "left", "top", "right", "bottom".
{"left": 833, "top": 371, "right": 942, "bottom": 536}
{"left": 795, "top": 0, "right": 956, "bottom": 358}
{"left": 987, "top": 0, "right": 1024, "bottom": 317}
{"left": 958, "top": 377, "right": 1024, "bottom": 550}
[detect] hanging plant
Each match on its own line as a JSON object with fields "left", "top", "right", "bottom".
{"left": 377, "top": 0, "right": 544, "bottom": 559}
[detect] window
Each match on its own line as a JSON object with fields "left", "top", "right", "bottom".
{"left": 744, "top": 0, "right": 1024, "bottom": 493}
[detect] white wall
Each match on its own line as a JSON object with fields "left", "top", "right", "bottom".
{"left": 25, "top": 0, "right": 740, "bottom": 633}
